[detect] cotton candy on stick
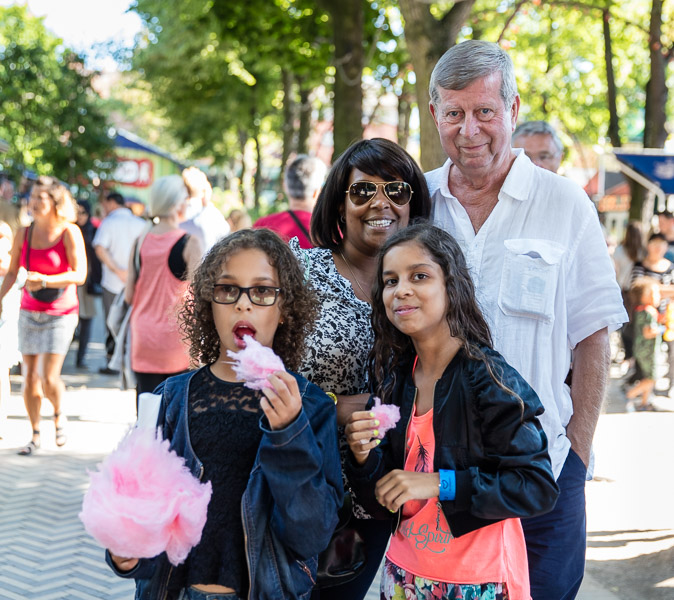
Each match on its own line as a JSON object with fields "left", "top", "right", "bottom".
{"left": 79, "top": 428, "right": 212, "bottom": 566}
{"left": 226, "top": 335, "right": 285, "bottom": 390}
{"left": 371, "top": 396, "right": 400, "bottom": 438}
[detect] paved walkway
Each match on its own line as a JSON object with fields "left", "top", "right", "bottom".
{"left": 0, "top": 322, "right": 671, "bottom": 599}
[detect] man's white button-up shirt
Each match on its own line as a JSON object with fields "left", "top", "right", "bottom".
{"left": 427, "top": 149, "right": 627, "bottom": 477}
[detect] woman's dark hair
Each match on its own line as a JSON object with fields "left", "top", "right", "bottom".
{"left": 370, "top": 222, "right": 522, "bottom": 410}
{"left": 622, "top": 221, "right": 644, "bottom": 263}
{"left": 180, "top": 228, "right": 319, "bottom": 370}
{"left": 311, "top": 138, "right": 432, "bottom": 250}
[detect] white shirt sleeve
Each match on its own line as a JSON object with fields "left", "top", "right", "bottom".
{"left": 565, "top": 206, "right": 627, "bottom": 348}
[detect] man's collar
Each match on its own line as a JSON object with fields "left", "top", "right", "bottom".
{"left": 440, "top": 148, "right": 534, "bottom": 203}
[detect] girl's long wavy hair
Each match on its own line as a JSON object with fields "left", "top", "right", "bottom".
{"left": 180, "top": 228, "right": 318, "bottom": 371}
{"left": 370, "top": 222, "right": 522, "bottom": 409}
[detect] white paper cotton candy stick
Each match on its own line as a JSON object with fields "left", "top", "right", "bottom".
{"left": 226, "top": 335, "right": 285, "bottom": 390}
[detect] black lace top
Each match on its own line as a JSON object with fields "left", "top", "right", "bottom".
{"left": 184, "top": 367, "right": 263, "bottom": 595}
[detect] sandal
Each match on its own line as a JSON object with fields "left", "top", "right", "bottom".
{"left": 54, "top": 412, "right": 67, "bottom": 447}
{"left": 18, "top": 430, "right": 41, "bottom": 456}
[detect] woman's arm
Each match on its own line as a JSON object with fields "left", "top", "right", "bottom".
{"left": 182, "top": 234, "right": 203, "bottom": 280}
{"left": 0, "top": 227, "right": 24, "bottom": 311}
{"left": 335, "top": 392, "right": 370, "bottom": 426}
{"left": 124, "top": 238, "right": 139, "bottom": 305}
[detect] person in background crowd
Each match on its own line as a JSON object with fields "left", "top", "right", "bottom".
{"left": 626, "top": 277, "right": 663, "bottom": 411}
{"left": 93, "top": 191, "right": 146, "bottom": 374}
{"left": 291, "top": 137, "right": 432, "bottom": 600}
{"left": 254, "top": 155, "right": 327, "bottom": 248}
{"left": 227, "top": 208, "right": 252, "bottom": 233}
{"left": 0, "top": 176, "right": 87, "bottom": 455}
{"left": 613, "top": 222, "right": 645, "bottom": 371}
{"left": 425, "top": 40, "right": 626, "bottom": 600}
{"left": 657, "top": 210, "right": 674, "bottom": 262}
{"left": 74, "top": 200, "right": 102, "bottom": 369}
{"left": 0, "top": 220, "right": 21, "bottom": 438}
{"left": 0, "top": 174, "right": 22, "bottom": 234}
{"left": 512, "top": 120, "right": 564, "bottom": 173}
{"left": 629, "top": 232, "right": 674, "bottom": 394}
{"left": 180, "top": 166, "right": 230, "bottom": 253}
{"left": 125, "top": 175, "right": 202, "bottom": 403}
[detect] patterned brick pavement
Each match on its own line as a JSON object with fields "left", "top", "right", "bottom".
{"left": 0, "top": 450, "right": 135, "bottom": 600}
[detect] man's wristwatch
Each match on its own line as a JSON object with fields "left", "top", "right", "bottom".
{"left": 41, "top": 278, "right": 47, "bottom": 289}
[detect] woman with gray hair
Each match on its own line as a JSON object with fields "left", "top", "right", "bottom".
{"left": 125, "top": 175, "right": 203, "bottom": 398}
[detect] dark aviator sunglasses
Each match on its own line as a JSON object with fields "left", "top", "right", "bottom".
{"left": 345, "top": 180, "right": 413, "bottom": 207}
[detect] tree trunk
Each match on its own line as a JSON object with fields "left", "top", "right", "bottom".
{"left": 237, "top": 127, "right": 248, "bottom": 206}
{"left": 398, "top": 0, "right": 475, "bottom": 171}
{"left": 397, "top": 84, "right": 412, "bottom": 149}
{"left": 603, "top": 10, "right": 621, "bottom": 148}
{"left": 297, "top": 84, "right": 311, "bottom": 155}
{"left": 321, "top": 0, "right": 364, "bottom": 158}
{"left": 630, "top": 0, "right": 667, "bottom": 221}
{"left": 281, "top": 69, "right": 295, "bottom": 179}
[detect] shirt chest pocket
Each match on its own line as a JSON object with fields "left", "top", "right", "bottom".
{"left": 498, "top": 239, "right": 565, "bottom": 323}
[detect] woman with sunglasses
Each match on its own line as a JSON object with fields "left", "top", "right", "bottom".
{"left": 290, "top": 138, "right": 431, "bottom": 599}
{"left": 125, "top": 175, "right": 202, "bottom": 401}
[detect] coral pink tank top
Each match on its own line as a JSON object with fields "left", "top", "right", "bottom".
{"left": 20, "top": 228, "right": 78, "bottom": 315}
{"left": 130, "top": 229, "right": 190, "bottom": 374}
{"left": 386, "top": 406, "right": 530, "bottom": 598}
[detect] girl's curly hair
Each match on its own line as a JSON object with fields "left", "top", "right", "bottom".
{"left": 180, "top": 228, "right": 319, "bottom": 371}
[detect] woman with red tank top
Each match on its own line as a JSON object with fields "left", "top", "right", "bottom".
{"left": 125, "top": 175, "right": 203, "bottom": 406}
{"left": 0, "top": 176, "right": 87, "bottom": 455}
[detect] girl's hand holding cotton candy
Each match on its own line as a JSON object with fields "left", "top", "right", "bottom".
{"left": 226, "top": 335, "right": 285, "bottom": 390}
{"left": 79, "top": 428, "right": 212, "bottom": 566}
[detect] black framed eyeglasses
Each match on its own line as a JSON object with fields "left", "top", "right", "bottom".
{"left": 212, "top": 284, "right": 282, "bottom": 306}
{"left": 345, "top": 181, "right": 413, "bottom": 207}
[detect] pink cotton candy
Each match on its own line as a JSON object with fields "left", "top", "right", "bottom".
{"left": 226, "top": 334, "right": 285, "bottom": 390}
{"left": 371, "top": 397, "right": 401, "bottom": 438}
{"left": 79, "top": 427, "right": 212, "bottom": 566}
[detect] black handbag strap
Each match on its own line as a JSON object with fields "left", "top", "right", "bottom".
{"left": 24, "top": 224, "right": 34, "bottom": 272}
{"left": 286, "top": 210, "right": 311, "bottom": 241}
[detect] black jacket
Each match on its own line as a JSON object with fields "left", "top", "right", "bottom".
{"left": 346, "top": 346, "right": 559, "bottom": 538}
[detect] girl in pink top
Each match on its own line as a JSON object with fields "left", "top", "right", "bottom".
{"left": 125, "top": 175, "right": 202, "bottom": 402}
{"left": 346, "top": 224, "right": 558, "bottom": 600}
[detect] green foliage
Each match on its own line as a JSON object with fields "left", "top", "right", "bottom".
{"left": 0, "top": 5, "right": 114, "bottom": 182}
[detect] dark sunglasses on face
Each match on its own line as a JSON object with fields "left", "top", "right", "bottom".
{"left": 212, "top": 284, "right": 282, "bottom": 306}
{"left": 345, "top": 180, "right": 413, "bottom": 207}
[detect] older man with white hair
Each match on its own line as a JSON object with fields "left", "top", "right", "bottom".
{"left": 425, "top": 40, "right": 626, "bottom": 600}
{"left": 512, "top": 120, "right": 564, "bottom": 173}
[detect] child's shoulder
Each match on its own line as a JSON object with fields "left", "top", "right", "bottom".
{"left": 287, "top": 370, "right": 335, "bottom": 410}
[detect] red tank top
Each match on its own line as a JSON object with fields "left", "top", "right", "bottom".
{"left": 20, "top": 227, "right": 78, "bottom": 315}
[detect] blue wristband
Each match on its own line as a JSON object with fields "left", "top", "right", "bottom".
{"left": 438, "top": 469, "right": 456, "bottom": 501}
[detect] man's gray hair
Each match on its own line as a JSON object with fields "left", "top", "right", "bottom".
{"left": 512, "top": 121, "right": 564, "bottom": 154}
{"left": 284, "top": 155, "right": 327, "bottom": 200}
{"left": 429, "top": 40, "right": 518, "bottom": 109}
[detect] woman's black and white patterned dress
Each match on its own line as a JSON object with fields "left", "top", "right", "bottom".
{"left": 290, "top": 238, "right": 374, "bottom": 518}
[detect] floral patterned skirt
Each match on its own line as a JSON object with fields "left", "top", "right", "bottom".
{"left": 381, "top": 558, "right": 510, "bottom": 600}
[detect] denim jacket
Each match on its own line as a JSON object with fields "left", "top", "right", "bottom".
{"left": 105, "top": 366, "right": 342, "bottom": 600}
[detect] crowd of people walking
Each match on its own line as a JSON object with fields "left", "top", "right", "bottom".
{"left": 2, "top": 38, "right": 657, "bottom": 600}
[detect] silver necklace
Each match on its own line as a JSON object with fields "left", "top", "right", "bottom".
{"left": 339, "top": 250, "right": 371, "bottom": 302}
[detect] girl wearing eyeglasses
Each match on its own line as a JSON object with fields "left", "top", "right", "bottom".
{"left": 290, "top": 138, "right": 431, "bottom": 599}
{"left": 107, "top": 228, "right": 342, "bottom": 600}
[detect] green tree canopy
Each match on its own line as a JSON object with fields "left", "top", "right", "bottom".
{"left": 0, "top": 5, "right": 114, "bottom": 183}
